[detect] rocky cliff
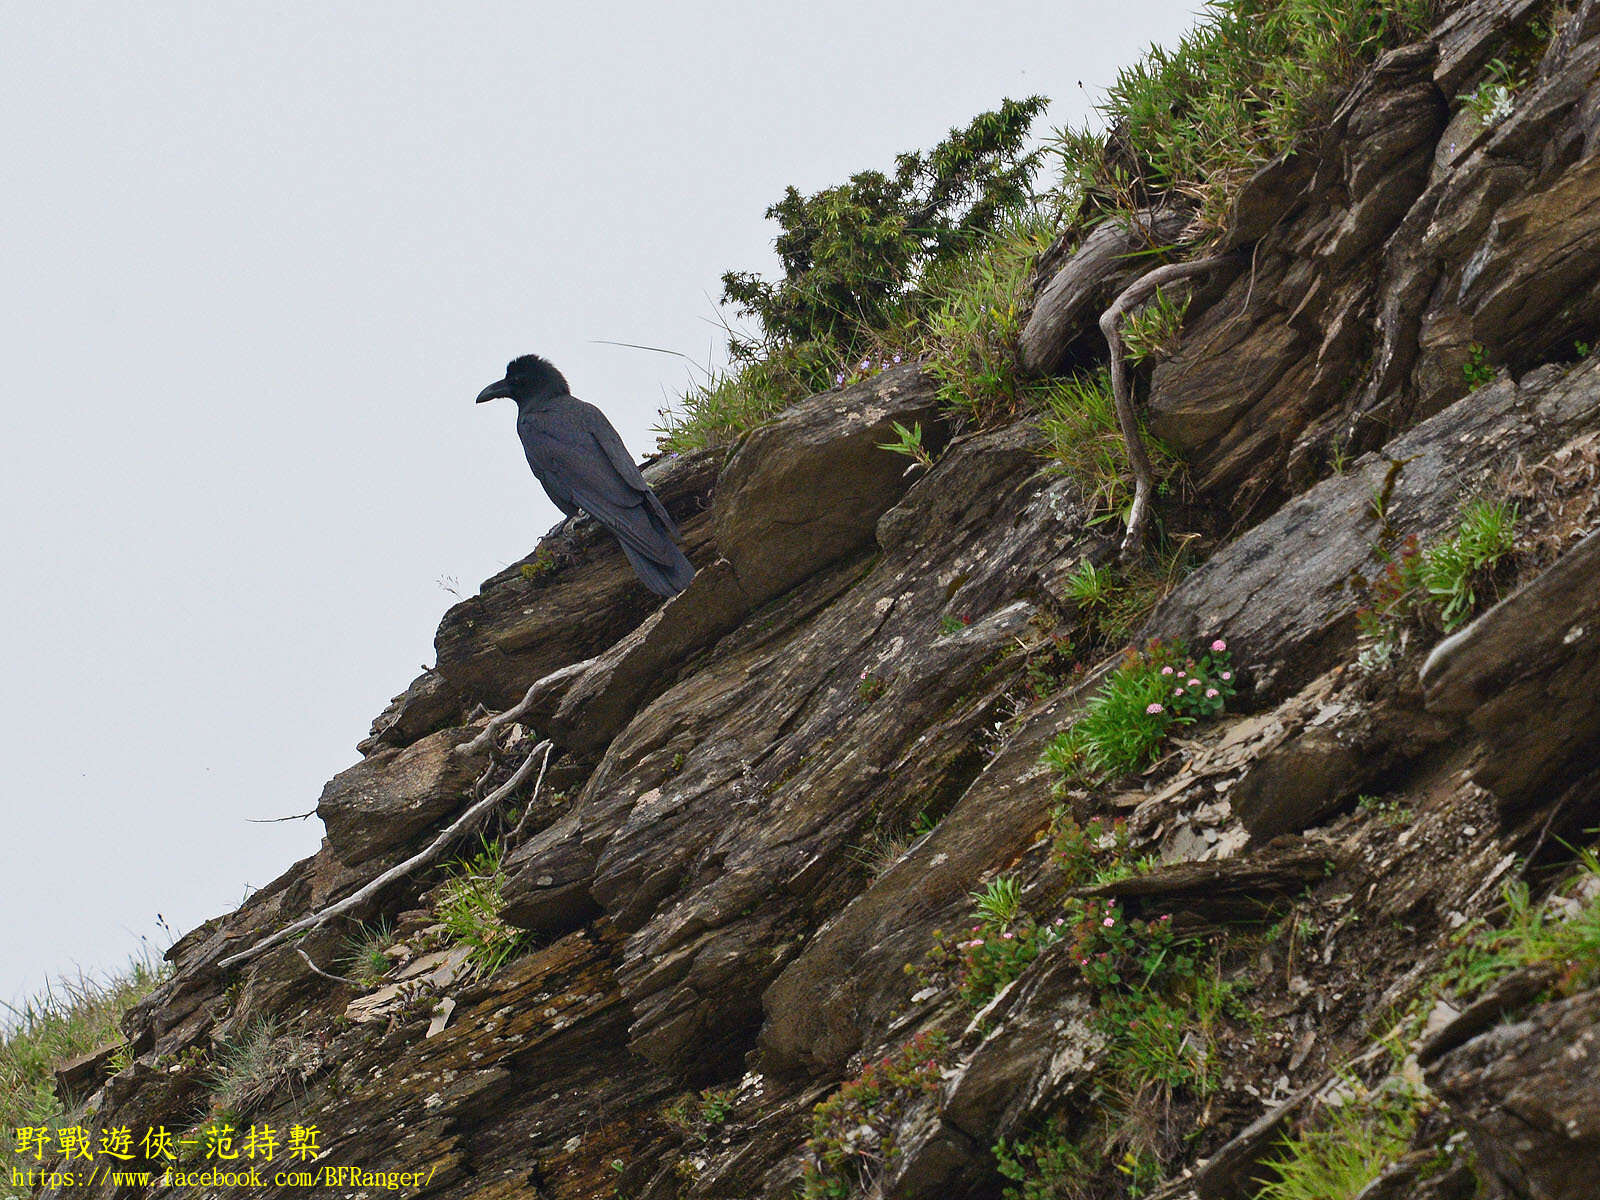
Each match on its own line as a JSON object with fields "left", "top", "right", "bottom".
{"left": 41, "top": 2, "right": 1600, "bottom": 1197}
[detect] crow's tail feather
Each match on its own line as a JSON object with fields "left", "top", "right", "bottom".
{"left": 621, "top": 541, "right": 696, "bottom": 597}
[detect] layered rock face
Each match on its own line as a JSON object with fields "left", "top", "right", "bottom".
{"left": 48, "top": 2, "right": 1600, "bottom": 1198}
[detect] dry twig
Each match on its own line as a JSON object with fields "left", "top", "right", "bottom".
{"left": 218, "top": 739, "right": 551, "bottom": 970}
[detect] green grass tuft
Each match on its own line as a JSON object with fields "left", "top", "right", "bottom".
{"left": 433, "top": 836, "right": 527, "bottom": 981}
{"left": 1052, "top": 0, "right": 1434, "bottom": 231}
{"left": 1257, "top": 1083, "right": 1419, "bottom": 1200}
{"left": 1, "top": 955, "right": 166, "bottom": 1134}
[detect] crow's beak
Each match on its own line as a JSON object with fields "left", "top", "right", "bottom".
{"left": 476, "top": 378, "right": 513, "bottom": 404}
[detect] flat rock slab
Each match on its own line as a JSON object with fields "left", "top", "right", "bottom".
{"left": 316, "top": 726, "right": 486, "bottom": 866}
{"left": 1421, "top": 527, "right": 1600, "bottom": 802}
{"left": 1429, "top": 985, "right": 1600, "bottom": 1200}
{"left": 1147, "top": 358, "right": 1600, "bottom": 703}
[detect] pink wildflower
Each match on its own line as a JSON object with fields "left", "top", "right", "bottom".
{"left": 1206, "top": 687, "right": 1219, "bottom": 698}
{"left": 1001, "top": 931, "right": 1015, "bottom": 940}
{"left": 1174, "top": 688, "right": 1185, "bottom": 696}
{"left": 1211, "top": 639, "right": 1227, "bottom": 652}
{"left": 1161, "top": 665, "right": 1175, "bottom": 675}
{"left": 1188, "top": 678, "right": 1201, "bottom": 688}
{"left": 1145, "top": 702, "right": 1164, "bottom": 714}
{"left": 1102, "top": 917, "right": 1115, "bottom": 927}
{"left": 1221, "top": 671, "right": 1232, "bottom": 681}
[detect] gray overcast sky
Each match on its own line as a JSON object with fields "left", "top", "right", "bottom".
{"left": 0, "top": 1, "right": 1201, "bottom": 1010}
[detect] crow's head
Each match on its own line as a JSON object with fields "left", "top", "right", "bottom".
{"left": 475, "top": 353, "right": 570, "bottom": 404}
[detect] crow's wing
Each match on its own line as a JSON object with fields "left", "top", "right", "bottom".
{"left": 517, "top": 400, "right": 679, "bottom": 566}
{"left": 572, "top": 402, "right": 679, "bottom": 535}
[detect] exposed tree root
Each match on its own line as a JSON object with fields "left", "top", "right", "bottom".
{"left": 1100, "top": 254, "right": 1238, "bottom": 560}
{"left": 219, "top": 737, "right": 551, "bottom": 970}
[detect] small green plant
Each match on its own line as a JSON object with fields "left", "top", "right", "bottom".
{"left": 1575, "top": 340, "right": 1592, "bottom": 359}
{"left": 856, "top": 671, "right": 888, "bottom": 703}
{"left": 915, "top": 894, "right": 1068, "bottom": 1011}
{"left": 1462, "top": 343, "right": 1495, "bottom": 389}
{"left": 1356, "top": 794, "right": 1413, "bottom": 828}
{"left": 938, "top": 613, "right": 972, "bottom": 636}
{"left": 1121, "top": 287, "right": 1190, "bottom": 364}
{"left": 206, "top": 1019, "right": 317, "bottom": 1120}
{"left": 994, "top": 1114, "right": 1091, "bottom": 1200}
{"left": 1355, "top": 499, "right": 1518, "bottom": 660}
{"left": 1049, "top": 812, "right": 1156, "bottom": 887}
{"left": 341, "top": 919, "right": 395, "bottom": 988}
{"left": 973, "top": 876, "right": 1024, "bottom": 926}
{"left": 1043, "top": 638, "right": 1236, "bottom": 782}
{"left": 432, "top": 836, "right": 527, "bottom": 981}
{"left": 1420, "top": 499, "right": 1517, "bottom": 631}
{"left": 877, "top": 420, "right": 935, "bottom": 474}
{"left": 663, "top": 1086, "right": 737, "bottom": 1141}
{"left": 519, "top": 546, "right": 558, "bottom": 580}
{"left": 1458, "top": 58, "right": 1523, "bottom": 126}
{"left": 1064, "top": 559, "right": 1116, "bottom": 609}
{"left": 800, "top": 1032, "right": 949, "bottom": 1199}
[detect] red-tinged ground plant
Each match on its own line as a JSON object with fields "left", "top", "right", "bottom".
{"left": 800, "top": 1032, "right": 951, "bottom": 1199}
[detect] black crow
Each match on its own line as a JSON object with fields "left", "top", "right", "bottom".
{"left": 476, "top": 354, "right": 695, "bottom": 597}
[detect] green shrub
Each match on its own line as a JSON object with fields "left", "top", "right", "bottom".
{"left": 722, "top": 98, "right": 1047, "bottom": 367}
{"left": 801, "top": 1033, "right": 949, "bottom": 1198}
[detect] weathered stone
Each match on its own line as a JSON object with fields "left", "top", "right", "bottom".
{"left": 1432, "top": 0, "right": 1550, "bottom": 95}
{"left": 316, "top": 726, "right": 487, "bottom": 865}
{"left": 52, "top": 1042, "right": 122, "bottom": 1107}
{"left": 1147, "top": 359, "right": 1600, "bottom": 702}
{"left": 1422, "top": 527, "right": 1600, "bottom": 802}
{"left": 940, "top": 950, "right": 1104, "bottom": 1141}
{"left": 1227, "top": 727, "right": 1366, "bottom": 840}
{"left": 1148, "top": 45, "right": 1446, "bottom": 507}
{"left": 712, "top": 362, "right": 947, "bottom": 602}
{"left": 427, "top": 448, "right": 720, "bottom": 718}
{"left": 1018, "top": 207, "right": 1191, "bottom": 375}
{"left": 1429, "top": 986, "right": 1600, "bottom": 1200}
